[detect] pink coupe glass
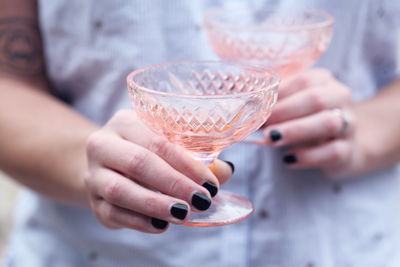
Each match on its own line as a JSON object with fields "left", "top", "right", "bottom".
{"left": 127, "top": 61, "right": 279, "bottom": 226}
{"left": 204, "top": 7, "right": 334, "bottom": 79}
{"left": 204, "top": 7, "right": 334, "bottom": 143}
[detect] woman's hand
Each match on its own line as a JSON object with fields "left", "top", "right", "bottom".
{"left": 84, "top": 110, "right": 233, "bottom": 233}
{"left": 262, "top": 68, "right": 400, "bottom": 180}
{"left": 263, "top": 68, "right": 361, "bottom": 178}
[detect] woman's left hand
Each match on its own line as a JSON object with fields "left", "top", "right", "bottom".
{"left": 263, "top": 68, "right": 359, "bottom": 179}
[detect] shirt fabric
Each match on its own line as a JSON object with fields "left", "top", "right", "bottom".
{"left": 3, "top": 0, "right": 400, "bottom": 266}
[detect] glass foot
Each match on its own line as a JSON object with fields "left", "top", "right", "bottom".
{"left": 184, "top": 190, "right": 253, "bottom": 227}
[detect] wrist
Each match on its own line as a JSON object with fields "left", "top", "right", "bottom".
{"left": 350, "top": 102, "right": 400, "bottom": 175}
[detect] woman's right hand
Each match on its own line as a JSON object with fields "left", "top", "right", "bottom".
{"left": 84, "top": 110, "right": 233, "bottom": 233}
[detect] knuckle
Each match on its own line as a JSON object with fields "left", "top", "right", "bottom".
{"left": 104, "top": 179, "right": 122, "bottom": 203}
{"left": 325, "top": 112, "right": 342, "bottom": 134}
{"left": 282, "top": 124, "right": 307, "bottom": 145}
{"left": 127, "top": 148, "right": 149, "bottom": 174}
{"left": 167, "top": 177, "right": 186, "bottom": 196}
{"left": 104, "top": 205, "right": 119, "bottom": 222}
{"left": 92, "top": 201, "right": 121, "bottom": 229}
{"left": 307, "top": 68, "right": 331, "bottom": 80}
{"left": 108, "top": 110, "right": 138, "bottom": 130}
{"left": 86, "top": 132, "right": 103, "bottom": 156}
{"left": 309, "top": 90, "right": 325, "bottom": 110}
{"left": 98, "top": 218, "right": 113, "bottom": 229}
{"left": 114, "top": 109, "right": 131, "bottom": 121}
{"left": 179, "top": 160, "right": 200, "bottom": 181}
{"left": 281, "top": 126, "right": 295, "bottom": 142}
{"left": 317, "top": 68, "right": 333, "bottom": 78}
{"left": 97, "top": 213, "right": 122, "bottom": 229}
{"left": 125, "top": 216, "right": 145, "bottom": 231}
{"left": 149, "top": 137, "right": 172, "bottom": 157}
{"left": 104, "top": 223, "right": 121, "bottom": 230}
{"left": 340, "top": 87, "right": 352, "bottom": 104}
{"left": 330, "top": 142, "right": 346, "bottom": 162}
{"left": 144, "top": 197, "right": 162, "bottom": 215}
{"left": 296, "top": 76, "right": 310, "bottom": 89}
{"left": 88, "top": 196, "right": 99, "bottom": 211}
{"left": 83, "top": 171, "right": 92, "bottom": 188}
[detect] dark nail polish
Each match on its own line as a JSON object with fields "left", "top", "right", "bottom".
{"left": 223, "top": 160, "right": 235, "bottom": 174}
{"left": 283, "top": 154, "right": 297, "bottom": 164}
{"left": 191, "top": 192, "right": 211, "bottom": 211}
{"left": 270, "top": 130, "right": 282, "bottom": 142}
{"left": 170, "top": 203, "right": 188, "bottom": 220}
{"left": 151, "top": 218, "right": 168, "bottom": 230}
{"left": 202, "top": 181, "right": 218, "bottom": 197}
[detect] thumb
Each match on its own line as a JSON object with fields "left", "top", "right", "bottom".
{"left": 209, "top": 159, "right": 235, "bottom": 185}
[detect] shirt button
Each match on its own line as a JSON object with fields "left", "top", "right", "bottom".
{"left": 94, "top": 20, "right": 103, "bottom": 30}
{"left": 88, "top": 251, "right": 98, "bottom": 261}
{"left": 259, "top": 209, "right": 269, "bottom": 219}
{"left": 377, "top": 7, "right": 386, "bottom": 18}
{"left": 332, "top": 184, "right": 342, "bottom": 194}
{"left": 373, "top": 232, "right": 384, "bottom": 242}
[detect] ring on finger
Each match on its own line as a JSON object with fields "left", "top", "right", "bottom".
{"left": 331, "top": 108, "right": 352, "bottom": 137}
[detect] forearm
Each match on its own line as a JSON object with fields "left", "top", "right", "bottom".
{"left": 351, "top": 79, "right": 400, "bottom": 172}
{"left": 0, "top": 77, "right": 97, "bottom": 207}
{"left": 0, "top": 0, "right": 98, "bottom": 207}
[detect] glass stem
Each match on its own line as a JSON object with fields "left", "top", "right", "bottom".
{"left": 191, "top": 151, "right": 221, "bottom": 166}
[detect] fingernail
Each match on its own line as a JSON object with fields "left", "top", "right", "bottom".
{"left": 270, "top": 130, "right": 282, "bottom": 142}
{"left": 202, "top": 181, "right": 218, "bottom": 197}
{"left": 170, "top": 203, "right": 188, "bottom": 220}
{"left": 223, "top": 160, "right": 235, "bottom": 174}
{"left": 283, "top": 154, "right": 297, "bottom": 164}
{"left": 151, "top": 218, "right": 168, "bottom": 230}
{"left": 191, "top": 192, "right": 211, "bottom": 211}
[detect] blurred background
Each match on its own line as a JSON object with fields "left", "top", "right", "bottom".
{"left": 0, "top": 172, "right": 20, "bottom": 259}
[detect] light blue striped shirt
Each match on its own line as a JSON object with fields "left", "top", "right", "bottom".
{"left": 3, "top": 0, "right": 400, "bottom": 266}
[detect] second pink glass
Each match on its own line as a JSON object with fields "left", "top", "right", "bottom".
{"left": 204, "top": 7, "right": 334, "bottom": 79}
{"left": 204, "top": 7, "right": 334, "bottom": 144}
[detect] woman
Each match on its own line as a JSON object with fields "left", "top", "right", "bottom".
{"left": 1, "top": 0, "right": 400, "bottom": 266}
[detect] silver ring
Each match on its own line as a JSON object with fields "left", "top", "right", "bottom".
{"left": 331, "top": 108, "right": 351, "bottom": 137}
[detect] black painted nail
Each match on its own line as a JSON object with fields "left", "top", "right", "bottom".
{"left": 270, "top": 130, "right": 282, "bottom": 142}
{"left": 202, "top": 181, "right": 218, "bottom": 197}
{"left": 170, "top": 203, "right": 188, "bottom": 220}
{"left": 223, "top": 160, "right": 235, "bottom": 174}
{"left": 283, "top": 154, "right": 297, "bottom": 164}
{"left": 151, "top": 218, "right": 168, "bottom": 230}
{"left": 191, "top": 192, "right": 211, "bottom": 211}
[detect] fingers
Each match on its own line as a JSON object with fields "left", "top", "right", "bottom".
{"left": 264, "top": 109, "right": 353, "bottom": 147}
{"left": 260, "top": 68, "right": 357, "bottom": 178}
{"left": 92, "top": 198, "right": 170, "bottom": 233}
{"left": 87, "top": 168, "right": 190, "bottom": 227}
{"left": 86, "top": 109, "right": 236, "bottom": 233}
{"left": 281, "top": 139, "right": 352, "bottom": 178}
{"left": 108, "top": 110, "right": 221, "bottom": 193}
{"left": 268, "top": 82, "right": 351, "bottom": 125}
{"left": 209, "top": 159, "right": 235, "bottom": 185}
{"left": 87, "top": 133, "right": 212, "bottom": 211}
{"left": 277, "top": 68, "right": 334, "bottom": 100}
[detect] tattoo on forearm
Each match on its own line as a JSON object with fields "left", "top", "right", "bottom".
{"left": 0, "top": 17, "right": 45, "bottom": 76}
